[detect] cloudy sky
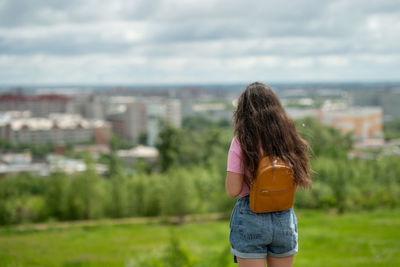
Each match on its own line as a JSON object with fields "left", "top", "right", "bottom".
{"left": 0, "top": 0, "right": 399, "bottom": 85}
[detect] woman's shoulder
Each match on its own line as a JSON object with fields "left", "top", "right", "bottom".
{"left": 230, "top": 136, "right": 241, "bottom": 154}
{"left": 232, "top": 135, "right": 265, "bottom": 156}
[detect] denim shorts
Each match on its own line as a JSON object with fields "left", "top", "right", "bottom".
{"left": 229, "top": 195, "right": 298, "bottom": 262}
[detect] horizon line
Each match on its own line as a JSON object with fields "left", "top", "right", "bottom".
{"left": 1, "top": 80, "right": 400, "bottom": 89}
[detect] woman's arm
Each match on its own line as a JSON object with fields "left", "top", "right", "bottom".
{"left": 225, "top": 171, "right": 244, "bottom": 198}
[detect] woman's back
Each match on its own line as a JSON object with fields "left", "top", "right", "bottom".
{"left": 231, "top": 82, "right": 312, "bottom": 191}
{"left": 226, "top": 82, "right": 312, "bottom": 267}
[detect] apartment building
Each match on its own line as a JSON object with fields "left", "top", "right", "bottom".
{"left": 0, "top": 93, "right": 70, "bottom": 117}
{"left": 0, "top": 112, "right": 112, "bottom": 145}
{"left": 286, "top": 106, "right": 383, "bottom": 142}
{"left": 319, "top": 106, "right": 383, "bottom": 142}
{"left": 145, "top": 98, "right": 181, "bottom": 146}
{"left": 106, "top": 96, "right": 181, "bottom": 146}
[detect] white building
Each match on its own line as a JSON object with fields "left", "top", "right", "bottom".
{"left": 124, "top": 101, "right": 147, "bottom": 143}
{"left": 66, "top": 94, "right": 110, "bottom": 120}
{"left": 285, "top": 108, "right": 320, "bottom": 120}
{"left": 117, "top": 145, "right": 159, "bottom": 165}
{"left": 0, "top": 112, "right": 112, "bottom": 145}
{"left": 145, "top": 98, "right": 181, "bottom": 146}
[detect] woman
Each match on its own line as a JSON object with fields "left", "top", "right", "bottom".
{"left": 226, "top": 82, "right": 312, "bottom": 267}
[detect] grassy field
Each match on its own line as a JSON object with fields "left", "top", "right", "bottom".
{"left": 0, "top": 209, "right": 399, "bottom": 267}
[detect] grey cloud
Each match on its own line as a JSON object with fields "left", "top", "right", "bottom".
{"left": 0, "top": 0, "right": 79, "bottom": 26}
{"left": 0, "top": 0, "right": 159, "bottom": 27}
{"left": 1, "top": 0, "right": 398, "bottom": 47}
{"left": 0, "top": 31, "right": 134, "bottom": 55}
{"left": 0, "top": 0, "right": 399, "bottom": 84}
{"left": 149, "top": 0, "right": 327, "bottom": 22}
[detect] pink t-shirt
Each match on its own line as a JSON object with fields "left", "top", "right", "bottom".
{"left": 226, "top": 136, "right": 252, "bottom": 198}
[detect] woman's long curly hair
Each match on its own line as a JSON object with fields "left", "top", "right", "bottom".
{"left": 233, "top": 82, "right": 312, "bottom": 189}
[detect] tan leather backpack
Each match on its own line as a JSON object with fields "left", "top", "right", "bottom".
{"left": 249, "top": 156, "right": 296, "bottom": 213}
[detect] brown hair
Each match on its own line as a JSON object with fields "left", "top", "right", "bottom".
{"left": 233, "top": 82, "right": 312, "bottom": 189}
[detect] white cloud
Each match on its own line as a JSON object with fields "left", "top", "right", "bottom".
{"left": 356, "top": 54, "right": 400, "bottom": 64}
{"left": 318, "top": 56, "right": 349, "bottom": 67}
{"left": 287, "top": 58, "right": 314, "bottom": 68}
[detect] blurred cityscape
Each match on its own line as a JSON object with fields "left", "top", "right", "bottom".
{"left": 1, "top": 82, "right": 399, "bottom": 178}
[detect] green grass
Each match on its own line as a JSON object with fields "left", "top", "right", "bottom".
{"left": 0, "top": 209, "right": 399, "bottom": 266}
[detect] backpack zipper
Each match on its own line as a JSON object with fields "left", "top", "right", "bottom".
{"left": 261, "top": 188, "right": 289, "bottom": 194}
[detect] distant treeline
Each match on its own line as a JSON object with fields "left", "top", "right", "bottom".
{"left": 0, "top": 116, "right": 399, "bottom": 225}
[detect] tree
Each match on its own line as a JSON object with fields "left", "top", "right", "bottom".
{"left": 295, "top": 116, "right": 353, "bottom": 158}
{"left": 155, "top": 120, "right": 181, "bottom": 172}
{"left": 109, "top": 133, "right": 135, "bottom": 151}
{"left": 65, "top": 152, "right": 105, "bottom": 220}
{"left": 104, "top": 151, "right": 125, "bottom": 178}
{"left": 138, "top": 131, "right": 148, "bottom": 145}
{"left": 384, "top": 118, "right": 400, "bottom": 140}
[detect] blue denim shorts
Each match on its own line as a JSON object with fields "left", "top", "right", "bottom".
{"left": 229, "top": 195, "right": 298, "bottom": 262}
